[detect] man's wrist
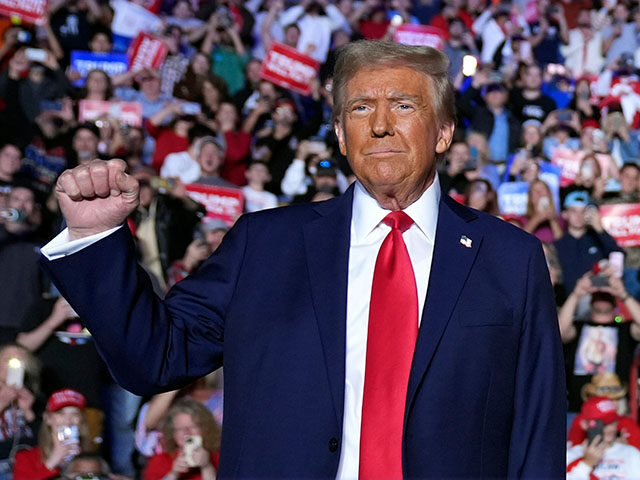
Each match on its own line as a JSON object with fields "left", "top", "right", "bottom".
{"left": 622, "top": 292, "right": 631, "bottom": 302}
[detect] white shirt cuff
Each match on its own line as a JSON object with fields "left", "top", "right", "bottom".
{"left": 41, "top": 226, "right": 123, "bottom": 260}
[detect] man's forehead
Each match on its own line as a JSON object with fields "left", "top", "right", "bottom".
{"left": 344, "top": 67, "right": 431, "bottom": 100}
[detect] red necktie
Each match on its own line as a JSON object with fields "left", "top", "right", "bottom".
{"left": 359, "top": 211, "right": 419, "bottom": 480}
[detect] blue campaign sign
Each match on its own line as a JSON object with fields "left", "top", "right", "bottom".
{"left": 498, "top": 181, "right": 529, "bottom": 216}
{"left": 70, "top": 51, "right": 129, "bottom": 86}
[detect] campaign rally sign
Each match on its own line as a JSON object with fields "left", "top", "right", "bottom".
{"left": 185, "top": 184, "right": 244, "bottom": 224}
{"left": 260, "top": 42, "right": 319, "bottom": 96}
{"left": 78, "top": 100, "right": 143, "bottom": 127}
{"left": 393, "top": 25, "right": 444, "bottom": 50}
{"left": 551, "top": 147, "right": 582, "bottom": 187}
{"left": 600, "top": 203, "right": 640, "bottom": 247}
{"left": 128, "top": 33, "right": 168, "bottom": 71}
{"left": 497, "top": 181, "right": 529, "bottom": 215}
{"left": 0, "top": 0, "right": 47, "bottom": 24}
{"left": 70, "top": 51, "right": 129, "bottom": 86}
{"left": 110, "top": 0, "right": 162, "bottom": 51}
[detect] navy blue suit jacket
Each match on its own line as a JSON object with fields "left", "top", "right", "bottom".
{"left": 42, "top": 186, "right": 566, "bottom": 478}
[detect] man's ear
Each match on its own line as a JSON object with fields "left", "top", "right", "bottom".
{"left": 436, "top": 121, "right": 455, "bottom": 154}
{"left": 334, "top": 119, "right": 347, "bottom": 156}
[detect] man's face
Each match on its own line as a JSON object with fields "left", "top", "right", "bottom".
{"left": 198, "top": 143, "right": 223, "bottom": 175}
{"left": 9, "top": 186, "right": 35, "bottom": 215}
{"left": 89, "top": 33, "right": 112, "bottom": 53}
{"left": 73, "top": 129, "right": 98, "bottom": 160}
{"left": 0, "top": 145, "right": 21, "bottom": 176}
{"left": 563, "top": 205, "right": 587, "bottom": 230}
{"left": 484, "top": 89, "right": 507, "bottom": 110}
{"left": 335, "top": 66, "right": 454, "bottom": 209}
{"left": 591, "top": 299, "right": 616, "bottom": 324}
{"left": 523, "top": 66, "right": 542, "bottom": 90}
{"left": 140, "top": 75, "right": 161, "bottom": 96}
{"left": 620, "top": 166, "right": 639, "bottom": 194}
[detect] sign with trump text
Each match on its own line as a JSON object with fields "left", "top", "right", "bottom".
{"left": 78, "top": 100, "right": 143, "bottom": 127}
{"left": 185, "top": 184, "right": 244, "bottom": 224}
{"left": 0, "top": 0, "right": 47, "bottom": 24}
{"left": 600, "top": 203, "right": 640, "bottom": 247}
{"left": 260, "top": 42, "right": 319, "bottom": 96}
{"left": 392, "top": 25, "right": 444, "bottom": 50}
{"left": 128, "top": 33, "right": 168, "bottom": 71}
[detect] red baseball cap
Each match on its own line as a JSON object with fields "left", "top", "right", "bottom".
{"left": 46, "top": 389, "right": 86, "bottom": 412}
{"left": 581, "top": 396, "right": 619, "bottom": 424}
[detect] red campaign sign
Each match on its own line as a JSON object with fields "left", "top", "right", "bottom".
{"left": 393, "top": 25, "right": 444, "bottom": 50}
{"left": 78, "top": 100, "right": 143, "bottom": 127}
{"left": 600, "top": 204, "right": 640, "bottom": 247}
{"left": 551, "top": 147, "right": 582, "bottom": 188}
{"left": 137, "top": 0, "right": 161, "bottom": 13}
{"left": 185, "top": 184, "right": 244, "bottom": 224}
{"left": 260, "top": 42, "right": 320, "bottom": 96}
{"left": 0, "top": 0, "right": 47, "bottom": 25}
{"left": 128, "top": 33, "right": 168, "bottom": 71}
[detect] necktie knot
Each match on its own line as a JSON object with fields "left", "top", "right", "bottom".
{"left": 382, "top": 211, "right": 414, "bottom": 233}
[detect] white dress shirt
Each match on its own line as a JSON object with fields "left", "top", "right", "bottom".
{"left": 337, "top": 178, "right": 439, "bottom": 479}
{"left": 42, "top": 175, "right": 441, "bottom": 479}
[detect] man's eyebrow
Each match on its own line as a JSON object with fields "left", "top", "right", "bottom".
{"left": 345, "top": 93, "right": 421, "bottom": 108}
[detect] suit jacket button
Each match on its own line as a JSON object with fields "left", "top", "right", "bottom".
{"left": 329, "top": 437, "right": 339, "bottom": 452}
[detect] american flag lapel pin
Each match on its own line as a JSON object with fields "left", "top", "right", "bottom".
{"left": 459, "top": 235, "right": 472, "bottom": 248}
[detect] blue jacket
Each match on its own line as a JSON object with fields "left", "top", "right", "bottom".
{"left": 41, "top": 186, "right": 566, "bottom": 478}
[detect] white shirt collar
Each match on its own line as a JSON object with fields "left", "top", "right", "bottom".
{"left": 351, "top": 172, "right": 441, "bottom": 245}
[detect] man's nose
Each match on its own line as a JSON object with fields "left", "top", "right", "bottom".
{"left": 370, "top": 105, "right": 394, "bottom": 137}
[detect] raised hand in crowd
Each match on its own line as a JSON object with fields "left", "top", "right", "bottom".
{"left": 582, "top": 433, "right": 607, "bottom": 469}
{"left": 44, "top": 433, "right": 81, "bottom": 471}
{"left": 55, "top": 159, "right": 139, "bottom": 241}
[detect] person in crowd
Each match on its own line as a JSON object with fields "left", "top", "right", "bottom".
{"left": 443, "top": 17, "right": 479, "bottom": 79}
{"left": 349, "top": 0, "right": 390, "bottom": 40}
{"left": 61, "top": 453, "right": 122, "bottom": 480}
{"left": 503, "top": 119, "right": 546, "bottom": 183}
{"left": 562, "top": 154, "right": 607, "bottom": 204}
{"left": 521, "top": 179, "right": 564, "bottom": 242}
{"left": 173, "top": 53, "right": 213, "bottom": 103}
{"left": 145, "top": 102, "right": 196, "bottom": 174}
{"left": 216, "top": 102, "right": 251, "bottom": 186}
{"left": 113, "top": 69, "right": 173, "bottom": 120}
{"left": 601, "top": 2, "right": 639, "bottom": 67}
{"left": 76, "top": 69, "right": 112, "bottom": 102}
{"left": 569, "top": 78, "right": 601, "bottom": 124}
{"left": 0, "top": 184, "right": 48, "bottom": 329}
{"left": 143, "top": 399, "right": 220, "bottom": 480}
{"left": 464, "top": 178, "right": 499, "bottom": 215}
{"left": 193, "top": 136, "right": 236, "bottom": 188}
{"left": 199, "top": 74, "right": 231, "bottom": 120}
{"left": 528, "top": 0, "right": 569, "bottom": 67}
{"left": 602, "top": 162, "right": 640, "bottom": 204}
{"left": 243, "top": 161, "right": 278, "bottom": 213}
{"left": 69, "top": 122, "right": 101, "bottom": 166}
{"left": 290, "top": 158, "right": 341, "bottom": 204}
{"left": 542, "top": 110, "right": 581, "bottom": 159}
{"left": 438, "top": 141, "right": 474, "bottom": 196}
{"left": 554, "top": 191, "right": 621, "bottom": 293}
{"left": 558, "top": 268, "right": 640, "bottom": 415}
{"left": 561, "top": 9, "right": 605, "bottom": 75}
{"left": 509, "top": 63, "right": 558, "bottom": 124}
{"left": 567, "top": 396, "right": 640, "bottom": 478}
{"left": 457, "top": 71, "right": 521, "bottom": 165}
{"left": 429, "top": 0, "right": 475, "bottom": 41}
{"left": 0, "top": 143, "right": 24, "bottom": 194}
{"left": 568, "top": 372, "right": 640, "bottom": 449}
{"left": 13, "top": 389, "right": 90, "bottom": 480}
{"left": 160, "top": 125, "right": 219, "bottom": 184}
{"left": 0, "top": 343, "right": 40, "bottom": 476}
{"left": 130, "top": 167, "right": 206, "bottom": 291}
{"left": 166, "top": 219, "right": 229, "bottom": 289}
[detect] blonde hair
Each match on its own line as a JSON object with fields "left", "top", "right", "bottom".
{"left": 332, "top": 40, "right": 456, "bottom": 128}
{"left": 38, "top": 409, "right": 91, "bottom": 460}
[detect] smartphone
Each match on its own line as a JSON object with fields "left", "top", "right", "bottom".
{"left": 609, "top": 251, "right": 624, "bottom": 279}
{"left": 462, "top": 55, "right": 478, "bottom": 77}
{"left": 57, "top": 425, "right": 79, "bottom": 444}
{"left": 307, "top": 140, "right": 326, "bottom": 155}
{"left": 390, "top": 14, "right": 404, "bottom": 27}
{"left": 16, "top": 30, "right": 32, "bottom": 44}
{"left": 556, "top": 110, "right": 572, "bottom": 123}
{"left": 184, "top": 434, "right": 203, "bottom": 467}
{"left": 591, "top": 274, "right": 609, "bottom": 288}
{"left": 181, "top": 102, "right": 201, "bottom": 115}
{"left": 150, "top": 177, "right": 176, "bottom": 192}
{"left": 6, "top": 357, "right": 24, "bottom": 389}
{"left": 25, "top": 48, "right": 47, "bottom": 62}
{"left": 537, "top": 197, "right": 550, "bottom": 211}
{"left": 587, "top": 419, "right": 604, "bottom": 444}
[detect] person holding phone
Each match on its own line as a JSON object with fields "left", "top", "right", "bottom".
{"left": 143, "top": 399, "right": 219, "bottom": 480}
{"left": 522, "top": 179, "right": 564, "bottom": 242}
{"left": 567, "top": 396, "right": 640, "bottom": 479}
{"left": 13, "top": 389, "right": 90, "bottom": 480}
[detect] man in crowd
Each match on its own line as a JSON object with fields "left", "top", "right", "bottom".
{"left": 555, "top": 191, "right": 621, "bottom": 293}
{"left": 42, "top": 42, "right": 564, "bottom": 478}
{"left": 509, "top": 63, "right": 558, "bottom": 124}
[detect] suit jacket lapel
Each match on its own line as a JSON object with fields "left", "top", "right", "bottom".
{"left": 303, "top": 186, "right": 354, "bottom": 428}
{"left": 406, "top": 195, "right": 482, "bottom": 411}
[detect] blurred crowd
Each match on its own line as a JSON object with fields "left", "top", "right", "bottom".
{"left": 2, "top": 0, "right": 640, "bottom": 477}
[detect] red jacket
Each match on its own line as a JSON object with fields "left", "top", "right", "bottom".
{"left": 144, "top": 450, "right": 220, "bottom": 480}
{"left": 13, "top": 447, "right": 59, "bottom": 480}
{"left": 146, "top": 120, "right": 190, "bottom": 173}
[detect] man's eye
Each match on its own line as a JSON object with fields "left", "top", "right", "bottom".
{"left": 398, "top": 104, "right": 413, "bottom": 110}
{"left": 353, "top": 105, "right": 368, "bottom": 112}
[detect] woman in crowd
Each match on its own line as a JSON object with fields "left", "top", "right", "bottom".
{"left": 13, "top": 388, "right": 90, "bottom": 480}
{"left": 173, "top": 52, "right": 213, "bottom": 102}
{"left": 143, "top": 398, "right": 220, "bottom": 480}
{"left": 521, "top": 179, "right": 564, "bottom": 242}
{"left": 76, "top": 69, "right": 112, "bottom": 102}
{"left": 0, "top": 343, "right": 41, "bottom": 478}
{"left": 464, "top": 178, "right": 499, "bottom": 215}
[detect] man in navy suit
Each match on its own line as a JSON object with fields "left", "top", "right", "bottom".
{"left": 42, "top": 41, "right": 565, "bottom": 478}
